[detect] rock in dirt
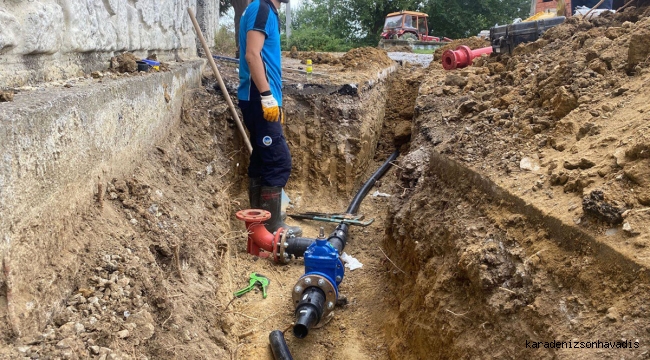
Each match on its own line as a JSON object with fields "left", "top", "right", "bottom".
{"left": 576, "top": 123, "right": 601, "bottom": 140}
{"left": 127, "top": 310, "right": 155, "bottom": 341}
{"left": 627, "top": 29, "right": 650, "bottom": 70}
{"left": 459, "top": 99, "right": 478, "bottom": 114}
{"left": 519, "top": 157, "right": 540, "bottom": 171}
{"left": 552, "top": 86, "right": 578, "bottom": 119}
{"left": 582, "top": 190, "right": 624, "bottom": 224}
{"left": 445, "top": 74, "right": 468, "bottom": 88}
{"left": 0, "top": 91, "right": 14, "bottom": 102}
{"left": 564, "top": 158, "right": 596, "bottom": 170}
{"left": 636, "top": 190, "right": 650, "bottom": 206}
{"left": 606, "top": 306, "right": 620, "bottom": 321}
{"left": 394, "top": 121, "right": 412, "bottom": 146}
{"left": 622, "top": 222, "right": 640, "bottom": 236}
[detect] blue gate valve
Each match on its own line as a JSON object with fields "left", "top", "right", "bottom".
{"left": 292, "top": 228, "right": 344, "bottom": 338}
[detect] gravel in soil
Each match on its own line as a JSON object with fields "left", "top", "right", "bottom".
{"left": 6, "top": 8, "right": 650, "bottom": 358}
{"left": 380, "top": 6, "right": 650, "bottom": 359}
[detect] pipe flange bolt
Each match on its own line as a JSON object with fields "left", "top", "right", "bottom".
{"left": 292, "top": 274, "right": 337, "bottom": 326}
{"left": 276, "top": 230, "right": 291, "bottom": 264}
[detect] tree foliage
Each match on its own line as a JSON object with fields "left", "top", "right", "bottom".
{"left": 424, "top": 0, "right": 531, "bottom": 39}
{"left": 288, "top": 0, "right": 531, "bottom": 49}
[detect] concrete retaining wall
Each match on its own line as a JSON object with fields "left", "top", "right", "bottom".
{"left": 0, "top": 0, "right": 218, "bottom": 88}
{"left": 0, "top": 60, "right": 203, "bottom": 337}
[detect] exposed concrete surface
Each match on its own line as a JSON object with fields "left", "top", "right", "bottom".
{"left": 387, "top": 52, "right": 434, "bottom": 67}
{"left": 0, "top": 0, "right": 218, "bottom": 87}
{"left": 0, "top": 60, "right": 203, "bottom": 337}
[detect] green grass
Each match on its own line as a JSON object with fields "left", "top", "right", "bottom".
{"left": 412, "top": 48, "right": 436, "bottom": 55}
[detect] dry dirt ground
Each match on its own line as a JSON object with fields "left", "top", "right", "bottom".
{"left": 3, "top": 6, "right": 650, "bottom": 360}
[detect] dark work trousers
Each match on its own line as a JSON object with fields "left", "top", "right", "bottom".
{"left": 238, "top": 100, "right": 292, "bottom": 187}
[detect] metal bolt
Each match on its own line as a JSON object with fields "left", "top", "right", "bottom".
{"left": 317, "top": 279, "right": 325, "bottom": 286}
{"left": 283, "top": 242, "right": 289, "bottom": 248}
{"left": 294, "top": 286, "right": 302, "bottom": 293}
{"left": 304, "top": 278, "right": 312, "bottom": 285}
{"left": 335, "top": 276, "right": 342, "bottom": 282}
{"left": 327, "top": 302, "right": 334, "bottom": 310}
{"left": 283, "top": 252, "right": 289, "bottom": 260}
{"left": 319, "top": 227, "right": 325, "bottom": 239}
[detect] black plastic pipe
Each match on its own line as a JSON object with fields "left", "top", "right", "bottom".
{"left": 327, "top": 223, "right": 349, "bottom": 255}
{"left": 285, "top": 237, "right": 315, "bottom": 258}
{"left": 284, "top": 150, "right": 399, "bottom": 257}
{"left": 269, "top": 330, "right": 294, "bottom": 360}
{"left": 293, "top": 287, "right": 326, "bottom": 339}
{"left": 346, "top": 150, "right": 399, "bottom": 215}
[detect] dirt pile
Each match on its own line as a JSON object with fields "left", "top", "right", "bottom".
{"left": 111, "top": 53, "right": 139, "bottom": 73}
{"left": 420, "top": 8, "right": 650, "bottom": 217}
{"left": 381, "top": 6, "right": 650, "bottom": 360}
{"left": 381, "top": 45, "right": 413, "bottom": 53}
{"left": 338, "top": 47, "right": 394, "bottom": 71}
{"left": 289, "top": 47, "right": 394, "bottom": 72}
{"left": 433, "top": 37, "right": 491, "bottom": 61}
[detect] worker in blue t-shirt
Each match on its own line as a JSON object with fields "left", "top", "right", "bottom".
{"left": 238, "top": 0, "right": 302, "bottom": 236}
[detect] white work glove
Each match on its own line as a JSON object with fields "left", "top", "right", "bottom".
{"left": 261, "top": 94, "right": 280, "bottom": 122}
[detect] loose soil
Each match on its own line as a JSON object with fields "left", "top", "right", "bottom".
{"left": 4, "top": 8, "right": 650, "bottom": 360}
{"left": 383, "top": 6, "right": 650, "bottom": 360}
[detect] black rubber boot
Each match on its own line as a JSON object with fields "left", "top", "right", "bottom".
{"left": 260, "top": 186, "right": 302, "bottom": 237}
{"left": 249, "top": 177, "right": 262, "bottom": 209}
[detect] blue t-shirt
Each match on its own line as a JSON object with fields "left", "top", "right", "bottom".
{"left": 238, "top": 0, "right": 283, "bottom": 106}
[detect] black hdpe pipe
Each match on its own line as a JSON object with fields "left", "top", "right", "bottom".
{"left": 270, "top": 151, "right": 400, "bottom": 358}
{"left": 283, "top": 150, "right": 400, "bottom": 257}
{"left": 284, "top": 237, "right": 315, "bottom": 257}
{"left": 269, "top": 330, "right": 293, "bottom": 360}
{"left": 293, "top": 287, "right": 326, "bottom": 339}
{"left": 291, "top": 150, "right": 400, "bottom": 340}
{"left": 347, "top": 150, "right": 399, "bottom": 215}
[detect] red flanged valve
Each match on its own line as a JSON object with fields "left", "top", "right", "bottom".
{"left": 236, "top": 209, "right": 271, "bottom": 223}
{"left": 236, "top": 209, "right": 283, "bottom": 259}
{"left": 442, "top": 45, "right": 493, "bottom": 70}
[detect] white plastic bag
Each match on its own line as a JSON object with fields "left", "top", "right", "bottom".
{"left": 340, "top": 252, "right": 363, "bottom": 271}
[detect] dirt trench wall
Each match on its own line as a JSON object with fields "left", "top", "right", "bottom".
{"left": 383, "top": 150, "right": 650, "bottom": 359}
{"left": 0, "top": 60, "right": 203, "bottom": 338}
{"left": 282, "top": 69, "right": 394, "bottom": 198}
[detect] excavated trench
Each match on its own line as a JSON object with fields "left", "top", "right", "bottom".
{"left": 3, "top": 31, "right": 650, "bottom": 358}
{"left": 264, "top": 47, "right": 650, "bottom": 359}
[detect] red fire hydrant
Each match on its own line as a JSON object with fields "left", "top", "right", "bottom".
{"left": 442, "top": 45, "right": 493, "bottom": 70}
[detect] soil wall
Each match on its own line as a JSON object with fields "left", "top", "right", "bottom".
{"left": 0, "top": 60, "right": 203, "bottom": 338}
{"left": 283, "top": 64, "right": 397, "bottom": 199}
